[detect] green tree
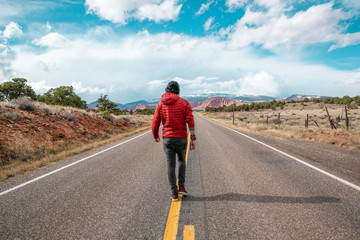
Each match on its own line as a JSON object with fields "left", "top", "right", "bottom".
{"left": 0, "top": 78, "right": 37, "bottom": 101}
{"left": 323, "top": 97, "right": 334, "bottom": 104}
{"left": 96, "top": 94, "right": 118, "bottom": 112}
{"left": 341, "top": 96, "right": 352, "bottom": 105}
{"left": 39, "top": 86, "right": 87, "bottom": 109}
{"left": 122, "top": 109, "right": 129, "bottom": 115}
{"left": 302, "top": 98, "right": 310, "bottom": 102}
{"left": 354, "top": 96, "right": 360, "bottom": 105}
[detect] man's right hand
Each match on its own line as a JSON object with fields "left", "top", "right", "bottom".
{"left": 155, "top": 137, "right": 160, "bottom": 142}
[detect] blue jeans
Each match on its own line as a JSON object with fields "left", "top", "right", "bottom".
{"left": 163, "top": 138, "right": 187, "bottom": 194}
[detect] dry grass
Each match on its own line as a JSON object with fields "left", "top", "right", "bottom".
{"left": 199, "top": 103, "right": 360, "bottom": 150}
{"left": 0, "top": 101, "right": 100, "bottom": 121}
{"left": 0, "top": 126, "right": 150, "bottom": 183}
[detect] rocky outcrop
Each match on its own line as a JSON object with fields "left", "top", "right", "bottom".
{"left": 193, "top": 97, "right": 234, "bottom": 110}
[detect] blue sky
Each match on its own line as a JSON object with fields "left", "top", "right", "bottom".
{"left": 1, "top": 0, "right": 360, "bottom": 103}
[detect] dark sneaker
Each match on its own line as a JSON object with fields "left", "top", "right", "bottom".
{"left": 179, "top": 187, "right": 188, "bottom": 196}
{"left": 171, "top": 193, "right": 178, "bottom": 201}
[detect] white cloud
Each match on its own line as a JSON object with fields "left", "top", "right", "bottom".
{"left": 219, "top": 25, "right": 233, "bottom": 38}
{"left": 233, "top": 71, "right": 281, "bottom": 96}
{"left": 226, "top": 2, "right": 360, "bottom": 51}
{"left": 28, "top": 80, "right": 54, "bottom": 93}
{"left": 225, "top": 0, "right": 249, "bottom": 11}
{"left": 196, "top": 0, "right": 214, "bottom": 16}
{"left": 46, "top": 22, "right": 52, "bottom": 32}
{"left": 148, "top": 79, "right": 166, "bottom": 85}
{"left": 342, "top": 0, "right": 360, "bottom": 10}
{"left": 344, "top": 72, "right": 360, "bottom": 85}
{"left": 85, "top": 0, "right": 182, "bottom": 25}
{"left": 226, "top": 0, "right": 287, "bottom": 13}
{"left": 136, "top": 0, "right": 182, "bottom": 23}
{"left": 28, "top": 80, "right": 107, "bottom": 95}
{"left": 6, "top": 30, "right": 360, "bottom": 103}
{"left": 204, "top": 17, "right": 215, "bottom": 31}
{"left": 0, "top": 46, "right": 15, "bottom": 80}
{"left": 166, "top": 72, "right": 281, "bottom": 96}
{"left": 2, "top": 22, "right": 23, "bottom": 38}
{"left": 71, "top": 82, "right": 107, "bottom": 94}
{"left": 32, "top": 32, "right": 68, "bottom": 48}
{"left": 171, "top": 76, "right": 218, "bottom": 86}
{"left": 329, "top": 32, "right": 360, "bottom": 52}
{"left": 0, "top": 1, "right": 60, "bottom": 25}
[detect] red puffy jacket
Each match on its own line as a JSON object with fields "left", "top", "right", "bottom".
{"left": 152, "top": 92, "right": 195, "bottom": 139}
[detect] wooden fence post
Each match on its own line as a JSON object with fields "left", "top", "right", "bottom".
{"left": 345, "top": 105, "right": 349, "bottom": 130}
{"left": 277, "top": 113, "right": 281, "bottom": 126}
{"left": 266, "top": 116, "right": 269, "bottom": 125}
{"left": 313, "top": 120, "right": 320, "bottom": 128}
{"left": 305, "top": 114, "right": 309, "bottom": 128}
{"left": 325, "top": 107, "right": 336, "bottom": 130}
{"left": 335, "top": 115, "right": 340, "bottom": 128}
{"left": 232, "top": 104, "right": 235, "bottom": 125}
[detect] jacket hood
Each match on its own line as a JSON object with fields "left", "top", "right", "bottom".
{"left": 161, "top": 92, "right": 180, "bottom": 105}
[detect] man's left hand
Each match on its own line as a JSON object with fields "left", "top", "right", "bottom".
{"left": 190, "top": 140, "right": 196, "bottom": 150}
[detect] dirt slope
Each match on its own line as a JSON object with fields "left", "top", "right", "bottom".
{"left": 0, "top": 104, "right": 139, "bottom": 166}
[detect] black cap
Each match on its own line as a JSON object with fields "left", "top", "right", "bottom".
{"left": 165, "top": 81, "right": 180, "bottom": 94}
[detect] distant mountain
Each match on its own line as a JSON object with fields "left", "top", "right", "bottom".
{"left": 232, "top": 95, "right": 276, "bottom": 102}
{"left": 87, "top": 93, "right": 328, "bottom": 111}
{"left": 87, "top": 101, "right": 98, "bottom": 109}
{"left": 183, "top": 93, "right": 232, "bottom": 102}
{"left": 183, "top": 93, "right": 275, "bottom": 103}
{"left": 284, "top": 94, "right": 329, "bottom": 101}
{"left": 123, "top": 100, "right": 158, "bottom": 111}
{"left": 192, "top": 97, "right": 234, "bottom": 110}
{"left": 87, "top": 101, "right": 125, "bottom": 110}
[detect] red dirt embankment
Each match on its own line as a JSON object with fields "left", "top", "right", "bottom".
{"left": 0, "top": 106, "right": 139, "bottom": 166}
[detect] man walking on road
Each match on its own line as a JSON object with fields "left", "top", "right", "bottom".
{"left": 152, "top": 81, "right": 196, "bottom": 201}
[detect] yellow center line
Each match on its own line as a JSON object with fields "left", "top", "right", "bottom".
{"left": 163, "top": 133, "right": 191, "bottom": 240}
{"left": 183, "top": 225, "right": 195, "bottom": 240}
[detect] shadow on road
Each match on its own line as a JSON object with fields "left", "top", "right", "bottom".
{"left": 184, "top": 193, "right": 341, "bottom": 204}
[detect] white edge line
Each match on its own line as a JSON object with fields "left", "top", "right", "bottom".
{"left": 201, "top": 116, "right": 360, "bottom": 192}
{"left": 0, "top": 130, "right": 152, "bottom": 197}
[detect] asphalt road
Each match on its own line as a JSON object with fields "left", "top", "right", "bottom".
{"left": 1, "top": 115, "right": 359, "bottom": 239}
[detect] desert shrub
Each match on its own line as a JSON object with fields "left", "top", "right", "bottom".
{"left": 11, "top": 97, "right": 37, "bottom": 111}
{"left": 255, "top": 124, "right": 268, "bottom": 131}
{"left": 102, "top": 110, "right": 114, "bottom": 122}
{"left": 41, "top": 108, "right": 51, "bottom": 114}
{"left": 62, "top": 113, "right": 76, "bottom": 122}
{"left": 47, "top": 148, "right": 57, "bottom": 154}
{"left": 287, "top": 121, "right": 298, "bottom": 126}
{"left": 349, "top": 101, "right": 358, "bottom": 109}
{"left": 102, "top": 110, "right": 111, "bottom": 118}
{"left": 108, "top": 115, "right": 115, "bottom": 122}
{"left": 1, "top": 142, "right": 35, "bottom": 165}
{"left": 51, "top": 115, "right": 61, "bottom": 120}
{"left": 104, "top": 129, "right": 114, "bottom": 134}
{"left": 4, "top": 112, "right": 20, "bottom": 121}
